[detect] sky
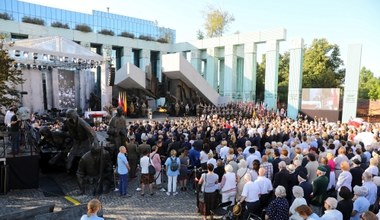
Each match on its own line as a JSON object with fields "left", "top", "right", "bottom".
{"left": 22, "top": 0, "right": 380, "bottom": 76}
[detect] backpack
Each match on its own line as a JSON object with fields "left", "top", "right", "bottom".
{"left": 170, "top": 157, "right": 179, "bottom": 171}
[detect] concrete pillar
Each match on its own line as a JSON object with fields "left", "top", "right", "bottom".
{"left": 191, "top": 49, "right": 201, "bottom": 73}
{"left": 140, "top": 49, "right": 150, "bottom": 72}
{"left": 244, "top": 43, "right": 257, "bottom": 101}
{"left": 206, "top": 47, "right": 218, "bottom": 90}
{"left": 264, "top": 40, "right": 280, "bottom": 110}
{"left": 121, "top": 46, "right": 133, "bottom": 66}
{"left": 156, "top": 51, "right": 167, "bottom": 107}
{"left": 224, "top": 45, "right": 236, "bottom": 98}
{"left": 101, "top": 45, "right": 112, "bottom": 107}
{"left": 342, "top": 44, "right": 362, "bottom": 122}
{"left": 287, "top": 39, "right": 304, "bottom": 120}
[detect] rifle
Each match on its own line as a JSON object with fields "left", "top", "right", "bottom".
{"left": 94, "top": 141, "right": 104, "bottom": 195}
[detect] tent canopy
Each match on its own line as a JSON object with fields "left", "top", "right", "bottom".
{"left": 5, "top": 36, "right": 103, "bottom": 62}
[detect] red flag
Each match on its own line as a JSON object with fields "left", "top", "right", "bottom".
{"left": 118, "top": 92, "right": 122, "bottom": 107}
{"left": 123, "top": 92, "right": 127, "bottom": 113}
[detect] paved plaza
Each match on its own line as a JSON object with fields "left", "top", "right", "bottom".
{"left": 0, "top": 116, "right": 202, "bottom": 219}
{"left": 0, "top": 169, "right": 200, "bottom": 219}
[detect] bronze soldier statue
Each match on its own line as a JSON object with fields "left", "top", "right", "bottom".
{"left": 62, "top": 109, "right": 98, "bottom": 172}
{"left": 38, "top": 126, "right": 71, "bottom": 166}
{"left": 107, "top": 106, "right": 127, "bottom": 162}
{"left": 76, "top": 142, "right": 113, "bottom": 195}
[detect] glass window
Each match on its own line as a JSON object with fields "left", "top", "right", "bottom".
{"left": 46, "top": 8, "right": 51, "bottom": 18}
{"left": 2, "top": 0, "right": 10, "bottom": 11}
{"left": 30, "top": 4, "right": 35, "bottom": 16}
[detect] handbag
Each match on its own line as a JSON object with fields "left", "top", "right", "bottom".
{"left": 148, "top": 157, "right": 156, "bottom": 175}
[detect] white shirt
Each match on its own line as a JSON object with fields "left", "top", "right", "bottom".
{"left": 336, "top": 170, "right": 352, "bottom": 191}
{"left": 320, "top": 209, "right": 343, "bottom": 220}
{"left": 207, "top": 158, "right": 217, "bottom": 168}
{"left": 289, "top": 197, "right": 307, "bottom": 215}
{"left": 365, "top": 165, "right": 379, "bottom": 176}
{"left": 363, "top": 181, "right": 378, "bottom": 205}
{"left": 254, "top": 176, "right": 273, "bottom": 195}
{"left": 219, "top": 146, "right": 229, "bottom": 160}
{"left": 246, "top": 154, "right": 260, "bottom": 169}
{"left": 200, "top": 150, "right": 208, "bottom": 163}
{"left": 4, "top": 110, "right": 14, "bottom": 127}
{"left": 241, "top": 181, "right": 260, "bottom": 202}
{"left": 140, "top": 156, "right": 150, "bottom": 174}
{"left": 242, "top": 146, "right": 252, "bottom": 159}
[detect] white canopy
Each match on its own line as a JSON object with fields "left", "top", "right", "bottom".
{"left": 5, "top": 36, "right": 103, "bottom": 64}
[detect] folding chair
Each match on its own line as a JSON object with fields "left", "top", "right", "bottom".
{"left": 210, "top": 201, "right": 233, "bottom": 220}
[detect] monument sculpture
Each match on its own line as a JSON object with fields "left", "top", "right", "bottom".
{"left": 107, "top": 106, "right": 127, "bottom": 162}
{"left": 62, "top": 109, "right": 98, "bottom": 172}
{"left": 76, "top": 142, "right": 113, "bottom": 195}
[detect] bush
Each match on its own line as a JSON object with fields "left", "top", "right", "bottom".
{"left": 22, "top": 16, "right": 45, "bottom": 25}
{"left": 98, "top": 29, "right": 114, "bottom": 36}
{"left": 157, "top": 38, "right": 168, "bottom": 43}
{"left": 51, "top": 21, "right": 70, "bottom": 29}
{"left": 75, "top": 24, "right": 92, "bottom": 33}
{"left": 119, "top": 32, "right": 135, "bottom": 38}
{"left": 138, "top": 35, "right": 155, "bottom": 41}
{"left": 0, "top": 12, "right": 12, "bottom": 20}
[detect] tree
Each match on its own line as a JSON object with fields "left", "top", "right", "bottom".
{"left": 302, "top": 38, "right": 344, "bottom": 88}
{"left": 358, "top": 67, "right": 380, "bottom": 100}
{"left": 278, "top": 52, "right": 290, "bottom": 104}
{"left": 256, "top": 55, "right": 266, "bottom": 102}
{"left": 0, "top": 34, "right": 24, "bottom": 108}
{"left": 202, "top": 5, "right": 235, "bottom": 38}
{"left": 196, "top": 29, "right": 204, "bottom": 40}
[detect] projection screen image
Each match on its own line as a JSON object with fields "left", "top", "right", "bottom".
{"left": 301, "top": 88, "right": 340, "bottom": 111}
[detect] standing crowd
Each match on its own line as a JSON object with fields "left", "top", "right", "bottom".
{"left": 111, "top": 102, "right": 380, "bottom": 220}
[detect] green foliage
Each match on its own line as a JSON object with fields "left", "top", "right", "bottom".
{"left": 0, "top": 12, "right": 12, "bottom": 20}
{"left": 203, "top": 5, "right": 235, "bottom": 38}
{"left": 256, "top": 55, "right": 266, "bottom": 102}
{"left": 51, "top": 21, "right": 70, "bottom": 29}
{"left": 196, "top": 29, "right": 204, "bottom": 40}
{"left": 75, "top": 24, "right": 92, "bottom": 33}
{"left": 302, "top": 38, "right": 344, "bottom": 88}
{"left": 119, "top": 32, "right": 135, "bottom": 38}
{"left": 138, "top": 35, "right": 155, "bottom": 41}
{"left": 278, "top": 52, "right": 290, "bottom": 103}
{"left": 98, "top": 29, "right": 114, "bottom": 36}
{"left": 0, "top": 35, "right": 25, "bottom": 108}
{"left": 156, "top": 38, "right": 168, "bottom": 43}
{"left": 158, "top": 28, "right": 173, "bottom": 44}
{"left": 22, "top": 16, "right": 45, "bottom": 26}
{"left": 358, "top": 67, "right": 380, "bottom": 100}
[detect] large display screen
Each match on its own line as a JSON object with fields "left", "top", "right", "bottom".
{"left": 58, "top": 69, "right": 76, "bottom": 109}
{"left": 301, "top": 88, "right": 340, "bottom": 110}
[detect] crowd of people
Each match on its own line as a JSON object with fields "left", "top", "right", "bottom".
{"left": 107, "top": 101, "right": 380, "bottom": 220}
{"left": 4, "top": 101, "right": 380, "bottom": 220}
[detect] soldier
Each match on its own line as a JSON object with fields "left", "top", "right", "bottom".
{"left": 126, "top": 135, "right": 138, "bottom": 179}
{"left": 77, "top": 142, "right": 113, "bottom": 195}
{"left": 107, "top": 106, "right": 127, "bottom": 162}
{"left": 175, "top": 102, "right": 180, "bottom": 117}
{"left": 62, "top": 109, "right": 98, "bottom": 172}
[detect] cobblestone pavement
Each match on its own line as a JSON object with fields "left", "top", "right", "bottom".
{"left": 0, "top": 170, "right": 201, "bottom": 220}
{"left": 0, "top": 115, "right": 203, "bottom": 219}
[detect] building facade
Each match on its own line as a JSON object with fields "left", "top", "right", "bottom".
{"left": 0, "top": 0, "right": 305, "bottom": 118}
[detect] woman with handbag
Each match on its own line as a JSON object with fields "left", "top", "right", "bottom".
{"left": 149, "top": 143, "right": 163, "bottom": 190}
{"left": 198, "top": 163, "right": 219, "bottom": 220}
{"left": 140, "top": 149, "right": 154, "bottom": 196}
